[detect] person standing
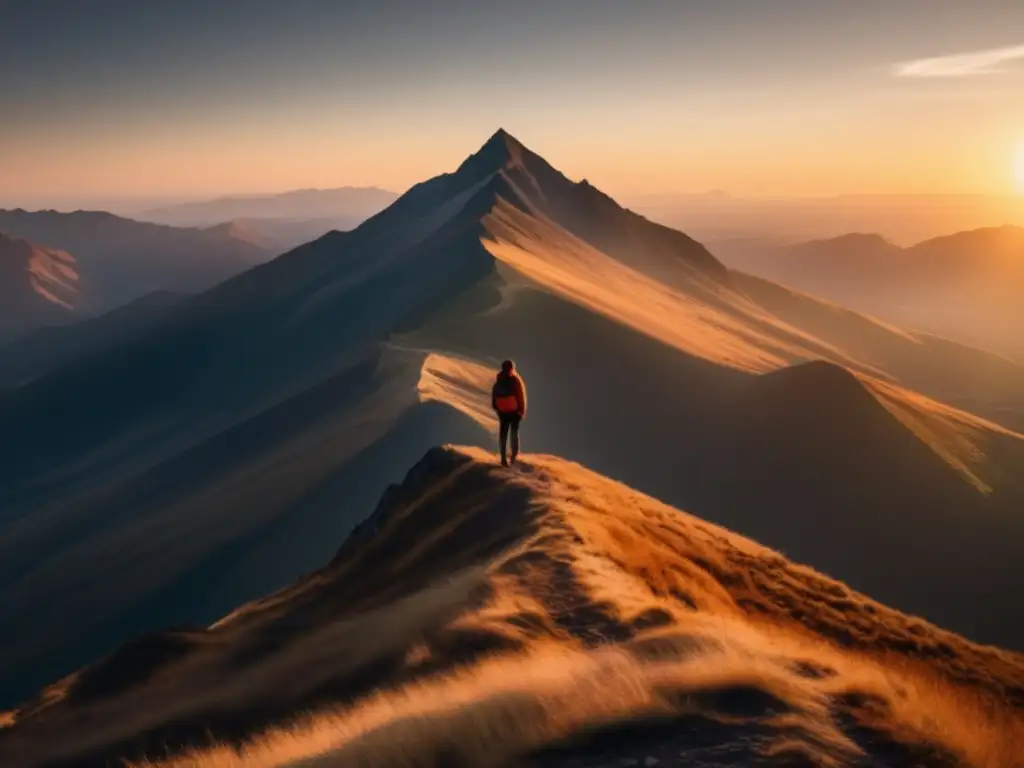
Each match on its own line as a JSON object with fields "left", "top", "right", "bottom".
{"left": 492, "top": 359, "right": 527, "bottom": 466}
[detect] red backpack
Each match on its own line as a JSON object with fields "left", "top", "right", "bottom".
{"left": 494, "top": 376, "right": 519, "bottom": 414}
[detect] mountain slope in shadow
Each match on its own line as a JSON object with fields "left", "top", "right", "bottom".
{"left": 0, "top": 233, "right": 83, "bottom": 343}
{"left": 0, "top": 447, "right": 1020, "bottom": 768}
{"left": 731, "top": 269, "right": 1024, "bottom": 433}
{"left": 1, "top": 130, "right": 1023, "bottom": 712}
{"left": 0, "top": 290, "right": 187, "bottom": 391}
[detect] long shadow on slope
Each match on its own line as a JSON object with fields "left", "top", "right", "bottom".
{"left": 0, "top": 449, "right": 544, "bottom": 768}
{"left": 0, "top": 202, "right": 495, "bottom": 511}
{"left": 0, "top": 352, "right": 382, "bottom": 586}
{"left": 223, "top": 447, "right": 544, "bottom": 668}
{"left": 0, "top": 216, "right": 502, "bottom": 708}
{"left": 0, "top": 399, "right": 489, "bottom": 711}
{"left": 412, "top": 285, "right": 1024, "bottom": 648}
{"left": 406, "top": 281, "right": 750, "bottom": 512}
{"left": 0, "top": 290, "right": 187, "bottom": 392}
{"left": 731, "top": 269, "right": 1024, "bottom": 433}
{"left": 4, "top": 445, "right": 1023, "bottom": 768}
{"left": 527, "top": 707, "right": 962, "bottom": 768}
{"left": 721, "top": 361, "right": 1024, "bottom": 647}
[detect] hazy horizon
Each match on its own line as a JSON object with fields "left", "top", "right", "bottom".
{"left": 3, "top": 0, "right": 1024, "bottom": 208}
{"left": 4, "top": 185, "right": 1024, "bottom": 216}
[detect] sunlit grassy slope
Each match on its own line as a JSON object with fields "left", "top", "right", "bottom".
{"left": 3, "top": 447, "right": 1021, "bottom": 768}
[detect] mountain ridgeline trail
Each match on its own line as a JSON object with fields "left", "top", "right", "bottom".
{"left": 1, "top": 447, "right": 1021, "bottom": 767}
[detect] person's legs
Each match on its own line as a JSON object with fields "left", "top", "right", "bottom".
{"left": 509, "top": 415, "right": 521, "bottom": 463}
{"left": 499, "top": 416, "right": 510, "bottom": 466}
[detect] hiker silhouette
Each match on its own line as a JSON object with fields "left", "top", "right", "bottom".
{"left": 491, "top": 359, "right": 527, "bottom": 466}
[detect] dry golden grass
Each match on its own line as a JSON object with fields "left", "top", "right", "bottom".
{"left": 6, "top": 446, "right": 1020, "bottom": 767}
{"left": 132, "top": 642, "right": 861, "bottom": 768}
{"left": 482, "top": 198, "right": 852, "bottom": 374}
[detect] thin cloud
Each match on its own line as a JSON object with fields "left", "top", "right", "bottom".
{"left": 895, "top": 43, "right": 1024, "bottom": 78}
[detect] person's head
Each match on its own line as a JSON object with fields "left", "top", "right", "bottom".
{"left": 500, "top": 359, "right": 515, "bottom": 374}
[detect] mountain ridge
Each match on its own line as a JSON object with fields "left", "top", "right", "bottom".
{"left": 1, "top": 446, "right": 1021, "bottom": 768}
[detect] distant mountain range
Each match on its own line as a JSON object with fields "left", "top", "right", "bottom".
{"left": 712, "top": 226, "right": 1024, "bottom": 360}
{"left": 0, "top": 131, "right": 1022, "bottom": 765}
{"left": 632, "top": 192, "right": 1024, "bottom": 246}
{"left": 0, "top": 209, "right": 275, "bottom": 337}
{"left": 207, "top": 216, "right": 360, "bottom": 251}
{"left": 139, "top": 186, "right": 399, "bottom": 228}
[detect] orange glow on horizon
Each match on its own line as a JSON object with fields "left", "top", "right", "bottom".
{"left": 2, "top": 99, "right": 1023, "bottom": 203}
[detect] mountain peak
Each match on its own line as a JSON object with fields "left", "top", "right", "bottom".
{"left": 455, "top": 128, "right": 531, "bottom": 180}
{"left": 483, "top": 127, "right": 521, "bottom": 151}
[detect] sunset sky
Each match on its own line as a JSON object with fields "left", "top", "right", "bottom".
{"left": 2, "top": 0, "right": 1023, "bottom": 207}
